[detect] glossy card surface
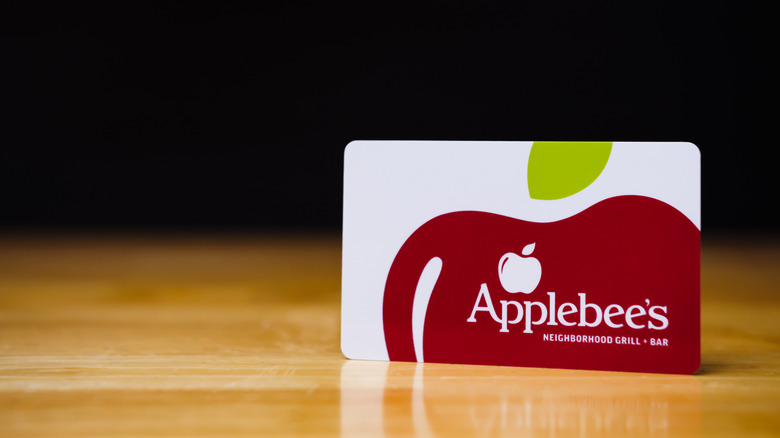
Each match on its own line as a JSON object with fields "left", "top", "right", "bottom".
{"left": 341, "top": 141, "right": 700, "bottom": 374}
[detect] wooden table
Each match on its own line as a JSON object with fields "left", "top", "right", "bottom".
{"left": 1, "top": 234, "right": 778, "bottom": 437}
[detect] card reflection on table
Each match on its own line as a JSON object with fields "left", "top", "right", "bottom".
{"left": 340, "top": 360, "right": 700, "bottom": 437}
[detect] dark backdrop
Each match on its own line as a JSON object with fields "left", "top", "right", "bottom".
{"left": 1, "top": 1, "right": 774, "bottom": 233}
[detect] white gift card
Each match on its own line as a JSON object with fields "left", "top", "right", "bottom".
{"left": 342, "top": 141, "right": 700, "bottom": 374}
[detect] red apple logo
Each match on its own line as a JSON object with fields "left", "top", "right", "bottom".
{"left": 498, "top": 243, "right": 541, "bottom": 294}
{"left": 381, "top": 195, "right": 701, "bottom": 374}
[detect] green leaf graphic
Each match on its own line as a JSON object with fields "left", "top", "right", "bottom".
{"left": 528, "top": 142, "right": 612, "bottom": 200}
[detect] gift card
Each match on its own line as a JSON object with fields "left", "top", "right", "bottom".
{"left": 341, "top": 141, "right": 700, "bottom": 374}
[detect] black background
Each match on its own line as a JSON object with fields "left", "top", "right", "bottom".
{"left": 1, "top": 1, "right": 774, "bottom": 233}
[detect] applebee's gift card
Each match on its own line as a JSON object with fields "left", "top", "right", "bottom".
{"left": 342, "top": 141, "right": 700, "bottom": 374}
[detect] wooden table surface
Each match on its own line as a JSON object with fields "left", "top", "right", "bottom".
{"left": 1, "top": 234, "right": 778, "bottom": 437}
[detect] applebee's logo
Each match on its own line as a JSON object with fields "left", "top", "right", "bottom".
{"left": 467, "top": 243, "right": 669, "bottom": 333}
{"left": 382, "top": 195, "right": 699, "bottom": 372}
{"left": 498, "top": 243, "right": 541, "bottom": 293}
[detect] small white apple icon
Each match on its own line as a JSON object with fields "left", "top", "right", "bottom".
{"left": 498, "top": 243, "right": 542, "bottom": 294}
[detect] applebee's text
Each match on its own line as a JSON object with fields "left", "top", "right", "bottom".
{"left": 466, "top": 284, "right": 669, "bottom": 333}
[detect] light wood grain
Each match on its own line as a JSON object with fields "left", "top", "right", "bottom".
{"left": 1, "top": 234, "right": 779, "bottom": 437}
